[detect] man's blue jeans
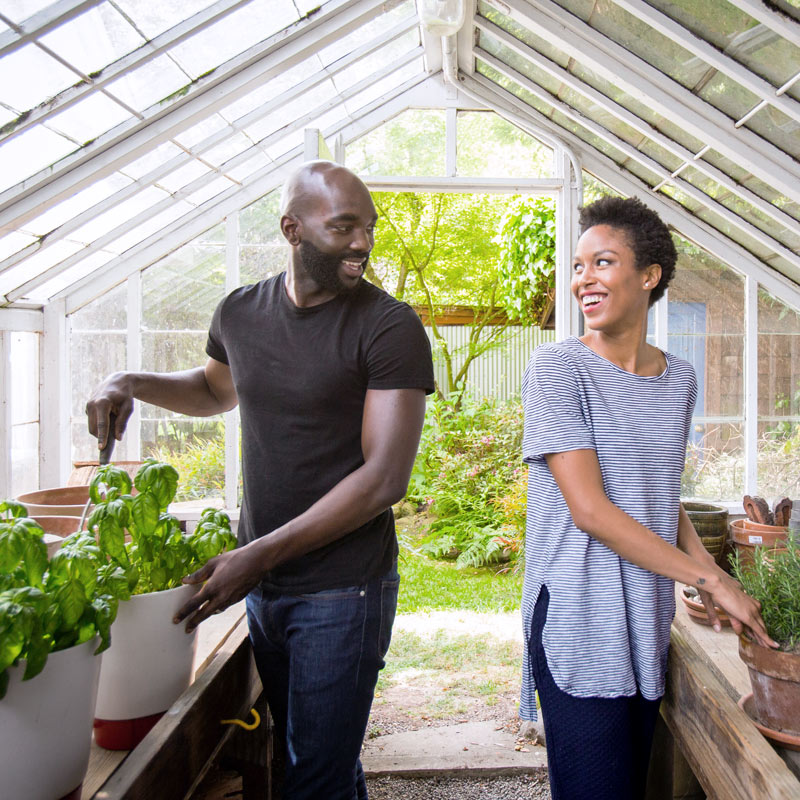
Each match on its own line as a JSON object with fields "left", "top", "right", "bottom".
{"left": 246, "top": 567, "right": 400, "bottom": 800}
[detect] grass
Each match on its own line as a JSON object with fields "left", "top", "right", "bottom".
{"left": 372, "top": 521, "right": 525, "bottom": 723}
{"left": 395, "top": 523, "right": 523, "bottom": 614}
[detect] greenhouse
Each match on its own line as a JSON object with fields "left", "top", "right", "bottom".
{"left": 1, "top": 0, "right": 800, "bottom": 798}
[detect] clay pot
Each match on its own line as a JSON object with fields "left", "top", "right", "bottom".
{"left": 680, "top": 585, "right": 731, "bottom": 627}
{"left": 17, "top": 485, "right": 91, "bottom": 517}
{"left": 729, "top": 518, "right": 788, "bottom": 570}
{"left": 31, "top": 516, "right": 86, "bottom": 557}
{"left": 739, "top": 634, "right": 800, "bottom": 736}
{"left": 685, "top": 502, "right": 728, "bottom": 566}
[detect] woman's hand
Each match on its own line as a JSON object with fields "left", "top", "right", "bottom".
{"left": 698, "top": 570, "right": 778, "bottom": 649}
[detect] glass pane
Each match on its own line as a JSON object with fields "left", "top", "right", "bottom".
{"left": 0, "top": 43, "right": 77, "bottom": 111}
{"left": 757, "top": 288, "right": 800, "bottom": 499}
{"left": 0, "top": 124, "right": 75, "bottom": 194}
{"left": 10, "top": 332, "right": 39, "bottom": 426}
{"left": 239, "top": 190, "right": 282, "bottom": 245}
{"left": 240, "top": 246, "right": 286, "bottom": 286}
{"left": 169, "top": 0, "right": 299, "bottom": 78}
{"left": 40, "top": 4, "right": 144, "bottom": 75}
{"left": 347, "top": 108, "right": 446, "bottom": 176}
{"left": 46, "top": 92, "right": 132, "bottom": 145}
{"left": 69, "top": 330, "right": 129, "bottom": 462}
{"left": 141, "top": 416, "right": 225, "bottom": 502}
{"left": 141, "top": 244, "right": 226, "bottom": 330}
{"left": 683, "top": 422, "right": 744, "bottom": 501}
{"left": 70, "top": 282, "right": 127, "bottom": 330}
{"left": 11, "top": 422, "right": 38, "bottom": 498}
{"left": 104, "top": 55, "right": 190, "bottom": 112}
{"left": 670, "top": 240, "right": 746, "bottom": 501}
{"left": 457, "top": 110, "right": 553, "bottom": 177}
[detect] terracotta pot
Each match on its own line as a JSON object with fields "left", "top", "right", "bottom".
{"left": 739, "top": 634, "right": 800, "bottom": 736}
{"left": 680, "top": 585, "right": 731, "bottom": 627}
{"left": 69, "top": 461, "right": 142, "bottom": 487}
{"left": 94, "top": 583, "right": 199, "bottom": 750}
{"left": 16, "top": 485, "right": 91, "bottom": 517}
{"left": 685, "top": 502, "right": 728, "bottom": 566}
{"left": 31, "top": 516, "right": 86, "bottom": 557}
{"left": 0, "top": 637, "right": 102, "bottom": 800}
{"left": 729, "top": 518, "right": 788, "bottom": 570}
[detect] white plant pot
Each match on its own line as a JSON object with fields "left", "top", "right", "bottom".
{"left": 0, "top": 637, "right": 101, "bottom": 800}
{"left": 94, "top": 583, "right": 198, "bottom": 750}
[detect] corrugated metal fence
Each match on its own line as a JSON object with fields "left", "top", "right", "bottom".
{"left": 424, "top": 325, "right": 555, "bottom": 401}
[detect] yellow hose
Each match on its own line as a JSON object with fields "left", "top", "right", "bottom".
{"left": 220, "top": 708, "right": 261, "bottom": 731}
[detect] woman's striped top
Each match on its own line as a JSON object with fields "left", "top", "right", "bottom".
{"left": 519, "top": 337, "right": 697, "bottom": 721}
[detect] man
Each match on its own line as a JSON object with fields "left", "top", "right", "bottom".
{"left": 86, "top": 161, "right": 435, "bottom": 799}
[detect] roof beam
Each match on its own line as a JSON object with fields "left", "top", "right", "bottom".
{"left": 6, "top": 44, "right": 424, "bottom": 302}
{"left": 474, "top": 50, "right": 800, "bottom": 274}
{"left": 0, "top": 0, "right": 256, "bottom": 143}
{"left": 612, "top": 0, "right": 800, "bottom": 127}
{"left": 724, "top": 0, "right": 800, "bottom": 50}
{"left": 0, "top": 17, "right": 419, "bottom": 289}
{"left": 0, "top": 0, "right": 387, "bottom": 230}
{"left": 474, "top": 17, "right": 800, "bottom": 245}
{"left": 57, "top": 74, "right": 430, "bottom": 313}
{"left": 492, "top": 0, "right": 800, "bottom": 201}
{"left": 465, "top": 73, "right": 800, "bottom": 311}
{"left": 0, "top": 0, "right": 102, "bottom": 59}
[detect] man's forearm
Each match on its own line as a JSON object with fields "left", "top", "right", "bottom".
{"left": 124, "top": 368, "right": 232, "bottom": 416}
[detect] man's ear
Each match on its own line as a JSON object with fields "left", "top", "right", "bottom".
{"left": 280, "top": 214, "right": 301, "bottom": 246}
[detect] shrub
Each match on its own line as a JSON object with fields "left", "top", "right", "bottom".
{"left": 408, "top": 396, "right": 526, "bottom": 569}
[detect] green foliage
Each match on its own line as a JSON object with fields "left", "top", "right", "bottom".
{"left": 370, "top": 191, "right": 553, "bottom": 404}
{"left": 148, "top": 433, "right": 226, "bottom": 501}
{"left": 0, "top": 504, "right": 125, "bottom": 699}
{"left": 408, "top": 396, "right": 526, "bottom": 569}
{"left": 495, "top": 196, "right": 556, "bottom": 324}
{"left": 396, "top": 538, "right": 523, "bottom": 614}
{"left": 731, "top": 533, "right": 800, "bottom": 651}
{"left": 88, "top": 460, "right": 236, "bottom": 595}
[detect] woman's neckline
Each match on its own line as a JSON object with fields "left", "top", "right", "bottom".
{"left": 570, "top": 336, "right": 669, "bottom": 379}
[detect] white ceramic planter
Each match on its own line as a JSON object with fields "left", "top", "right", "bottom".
{"left": 0, "top": 637, "right": 101, "bottom": 800}
{"left": 94, "top": 583, "right": 198, "bottom": 750}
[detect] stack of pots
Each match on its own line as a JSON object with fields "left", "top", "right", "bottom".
{"left": 730, "top": 518, "right": 789, "bottom": 570}
{"left": 16, "top": 485, "right": 90, "bottom": 557}
{"left": 684, "top": 502, "right": 729, "bottom": 566}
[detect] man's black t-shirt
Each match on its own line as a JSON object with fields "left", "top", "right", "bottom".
{"left": 206, "top": 274, "right": 435, "bottom": 593}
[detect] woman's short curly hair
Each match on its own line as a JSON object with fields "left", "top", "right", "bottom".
{"left": 578, "top": 195, "right": 677, "bottom": 305}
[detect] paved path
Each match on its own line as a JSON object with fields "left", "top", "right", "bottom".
{"left": 362, "top": 720, "right": 547, "bottom": 777}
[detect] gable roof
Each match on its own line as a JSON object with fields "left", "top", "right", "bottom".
{"left": 1, "top": 0, "right": 799, "bottom": 312}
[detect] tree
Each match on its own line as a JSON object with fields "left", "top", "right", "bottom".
{"left": 370, "top": 191, "right": 556, "bottom": 407}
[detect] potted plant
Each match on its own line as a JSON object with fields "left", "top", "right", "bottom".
{"left": 0, "top": 501, "right": 125, "bottom": 800}
{"left": 732, "top": 533, "right": 800, "bottom": 740}
{"left": 86, "top": 460, "right": 236, "bottom": 750}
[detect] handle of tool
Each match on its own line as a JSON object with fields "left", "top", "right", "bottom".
{"left": 99, "top": 412, "right": 117, "bottom": 465}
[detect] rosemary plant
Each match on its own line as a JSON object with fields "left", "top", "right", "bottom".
{"left": 731, "top": 533, "right": 800, "bottom": 653}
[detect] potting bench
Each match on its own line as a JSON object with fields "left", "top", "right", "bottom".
{"left": 651, "top": 586, "right": 800, "bottom": 799}
{"left": 82, "top": 601, "right": 273, "bottom": 800}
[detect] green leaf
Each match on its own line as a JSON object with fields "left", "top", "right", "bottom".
{"left": 54, "top": 578, "right": 87, "bottom": 628}
{"left": 90, "top": 465, "right": 132, "bottom": 502}
{"left": 0, "top": 500, "right": 30, "bottom": 520}
{"left": 134, "top": 460, "right": 179, "bottom": 510}
{"left": 130, "top": 492, "right": 160, "bottom": 540}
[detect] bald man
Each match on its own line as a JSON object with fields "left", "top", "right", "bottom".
{"left": 86, "top": 161, "right": 435, "bottom": 799}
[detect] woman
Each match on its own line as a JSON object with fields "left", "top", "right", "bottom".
{"left": 520, "top": 195, "right": 775, "bottom": 800}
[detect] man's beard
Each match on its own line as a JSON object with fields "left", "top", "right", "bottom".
{"left": 299, "top": 240, "right": 369, "bottom": 293}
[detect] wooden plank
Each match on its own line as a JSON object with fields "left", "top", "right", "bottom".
{"left": 663, "top": 625, "right": 800, "bottom": 800}
{"left": 92, "top": 619, "right": 262, "bottom": 800}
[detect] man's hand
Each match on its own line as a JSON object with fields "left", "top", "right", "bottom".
{"left": 86, "top": 372, "right": 135, "bottom": 449}
{"left": 173, "top": 544, "right": 266, "bottom": 633}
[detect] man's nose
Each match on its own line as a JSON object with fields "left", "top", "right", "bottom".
{"left": 350, "top": 228, "right": 371, "bottom": 252}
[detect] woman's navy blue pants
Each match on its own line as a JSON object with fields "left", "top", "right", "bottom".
{"left": 529, "top": 586, "right": 663, "bottom": 800}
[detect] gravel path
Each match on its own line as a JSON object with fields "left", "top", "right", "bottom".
{"left": 366, "top": 774, "right": 551, "bottom": 799}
